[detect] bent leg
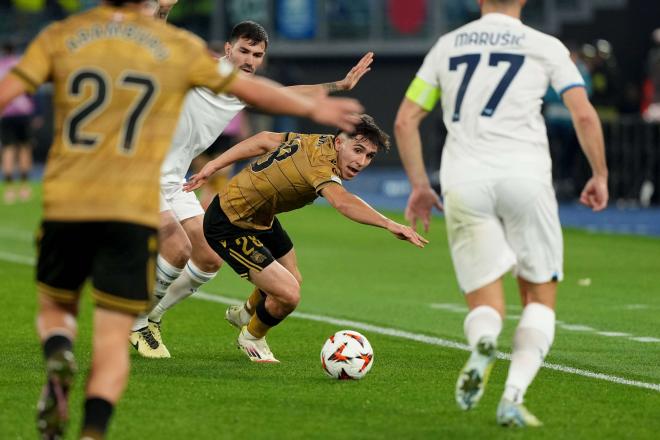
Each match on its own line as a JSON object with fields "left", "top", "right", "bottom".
{"left": 246, "top": 260, "right": 300, "bottom": 337}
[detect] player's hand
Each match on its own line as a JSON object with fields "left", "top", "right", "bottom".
{"left": 386, "top": 220, "right": 429, "bottom": 248}
{"left": 405, "top": 185, "right": 443, "bottom": 233}
{"left": 183, "top": 164, "right": 215, "bottom": 192}
{"left": 309, "top": 96, "right": 364, "bottom": 133}
{"left": 155, "top": 0, "right": 178, "bottom": 19}
{"left": 579, "top": 175, "right": 608, "bottom": 211}
{"left": 336, "top": 52, "right": 374, "bottom": 91}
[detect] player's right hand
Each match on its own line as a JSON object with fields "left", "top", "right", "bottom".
{"left": 580, "top": 175, "right": 608, "bottom": 211}
{"left": 183, "top": 164, "right": 214, "bottom": 192}
{"left": 386, "top": 221, "right": 429, "bottom": 248}
{"left": 405, "top": 185, "right": 443, "bottom": 233}
{"left": 309, "top": 96, "right": 363, "bottom": 133}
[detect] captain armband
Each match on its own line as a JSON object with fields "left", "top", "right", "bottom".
{"left": 405, "top": 77, "right": 441, "bottom": 112}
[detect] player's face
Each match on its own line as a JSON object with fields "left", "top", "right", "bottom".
{"left": 224, "top": 37, "right": 266, "bottom": 75}
{"left": 334, "top": 135, "right": 378, "bottom": 180}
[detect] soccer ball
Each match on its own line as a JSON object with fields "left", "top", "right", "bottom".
{"left": 320, "top": 330, "right": 374, "bottom": 380}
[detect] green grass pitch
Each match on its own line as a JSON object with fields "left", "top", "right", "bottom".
{"left": 0, "top": 183, "right": 659, "bottom": 439}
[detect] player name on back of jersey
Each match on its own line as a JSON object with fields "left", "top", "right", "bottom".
{"left": 66, "top": 22, "right": 169, "bottom": 60}
{"left": 454, "top": 31, "right": 525, "bottom": 48}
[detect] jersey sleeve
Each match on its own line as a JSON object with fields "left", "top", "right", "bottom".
{"left": 186, "top": 35, "right": 237, "bottom": 94}
{"left": 546, "top": 39, "right": 585, "bottom": 96}
{"left": 298, "top": 136, "right": 342, "bottom": 194}
{"left": 10, "top": 26, "right": 55, "bottom": 93}
{"left": 406, "top": 40, "right": 443, "bottom": 111}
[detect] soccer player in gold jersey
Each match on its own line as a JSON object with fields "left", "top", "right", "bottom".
{"left": 184, "top": 114, "right": 428, "bottom": 362}
{"left": 134, "top": 13, "right": 374, "bottom": 359}
{"left": 0, "top": 1, "right": 363, "bottom": 438}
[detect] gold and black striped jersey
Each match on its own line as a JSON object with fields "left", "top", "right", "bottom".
{"left": 10, "top": 5, "right": 236, "bottom": 228}
{"left": 220, "top": 133, "right": 342, "bottom": 230}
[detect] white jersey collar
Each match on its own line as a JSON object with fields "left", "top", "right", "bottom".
{"left": 480, "top": 12, "right": 522, "bottom": 25}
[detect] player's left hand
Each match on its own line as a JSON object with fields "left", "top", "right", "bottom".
{"left": 337, "top": 52, "right": 374, "bottom": 91}
{"left": 405, "top": 185, "right": 443, "bottom": 233}
{"left": 580, "top": 175, "right": 608, "bottom": 211}
{"left": 386, "top": 220, "right": 429, "bottom": 248}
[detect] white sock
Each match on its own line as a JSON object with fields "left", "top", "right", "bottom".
{"left": 155, "top": 254, "right": 184, "bottom": 300}
{"left": 503, "top": 302, "right": 555, "bottom": 404}
{"left": 464, "top": 305, "right": 502, "bottom": 349}
{"left": 132, "top": 314, "right": 149, "bottom": 332}
{"left": 148, "top": 261, "right": 216, "bottom": 322}
{"left": 132, "top": 255, "right": 183, "bottom": 332}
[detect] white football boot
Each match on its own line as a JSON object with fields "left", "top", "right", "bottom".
{"left": 455, "top": 336, "right": 497, "bottom": 410}
{"left": 236, "top": 326, "right": 279, "bottom": 363}
{"left": 496, "top": 398, "right": 543, "bottom": 427}
{"left": 225, "top": 304, "right": 251, "bottom": 329}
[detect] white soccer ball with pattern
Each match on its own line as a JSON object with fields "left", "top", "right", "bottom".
{"left": 320, "top": 330, "right": 374, "bottom": 380}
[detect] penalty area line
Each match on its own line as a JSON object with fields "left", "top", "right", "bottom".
{"left": 194, "top": 291, "right": 660, "bottom": 393}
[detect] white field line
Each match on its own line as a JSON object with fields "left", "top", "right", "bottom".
{"left": 430, "top": 303, "right": 659, "bottom": 344}
{"left": 194, "top": 292, "right": 660, "bottom": 393}
{"left": 1, "top": 251, "right": 658, "bottom": 393}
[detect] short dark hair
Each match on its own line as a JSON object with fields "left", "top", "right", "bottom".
{"left": 229, "top": 21, "right": 269, "bottom": 49}
{"left": 339, "top": 114, "right": 391, "bottom": 153}
{"left": 105, "top": 0, "right": 145, "bottom": 6}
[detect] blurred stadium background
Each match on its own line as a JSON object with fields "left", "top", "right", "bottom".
{"left": 1, "top": 0, "right": 660, "bottom": 229}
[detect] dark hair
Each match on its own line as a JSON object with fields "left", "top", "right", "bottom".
{"left": 485, "top": 0, "right": 520, "bottom": 5}
{"left": 106, "top": 0, "right": 145, "bottom": 5}
{"left": 338, "top": 114, "right": 391, "bottom": 153}
{"left": 229, "top": 21, "right": 269, "bottom": 49}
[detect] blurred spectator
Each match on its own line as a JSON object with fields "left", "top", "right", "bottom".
{"left": 642, "top": 28, "right": 660, "bottom": 122}
{"left": 544, "top": 44, "right": 592, "bottom": 199}
{"left": 583, "top": 40, "right": 621, "bottom": 121}
{"left": 0, "top": 40, "right": 39, "bottom": 203}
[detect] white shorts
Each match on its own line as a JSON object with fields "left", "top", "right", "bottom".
{"left": 159, "top": 184, "right": 204, "bottom": 222}
{"left": 443, "top": 178, "right": 563, "bottom": 293}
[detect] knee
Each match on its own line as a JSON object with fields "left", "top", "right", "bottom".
{"left": 193, "top": 247, "right": 223, "bottom": 273}
{"left": 279, "top": 280, "right": 301, "bottom": 312}
{"left": 173, "top": 242, "right": 192, "bottom": 267}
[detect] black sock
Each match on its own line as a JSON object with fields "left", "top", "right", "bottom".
{"left": 43, "top": 334, "right": 73, "bottom": 359}
{"left": 255, "top": 300, "right": 283, "bottom": 327}
{"left": 82, "top": 397, "right": 114, "bottom": 438}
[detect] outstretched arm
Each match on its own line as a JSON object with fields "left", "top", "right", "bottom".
{"left": 562, "top": 87, "right": 609, "bottom": 211}
{"left": 394, "top": 97, "right": 443, "bottom": 232}
{"left": 287, "top": 52, "right": 374, "bottom": 96}
{"left": 226, "top": 74, "right": 363, "bottom": 133}
{"left": 321, "top": 183, "right": 428, "bottom": 248}
{"left": 184, "top": 131, "right": 284, "bottom": 192}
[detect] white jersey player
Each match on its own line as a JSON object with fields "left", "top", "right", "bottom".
{"left": 130, "top": 18, "right": 375, "bottom": 358}
{"left": 395, "top": 0, "right": 608, "bottom": 427}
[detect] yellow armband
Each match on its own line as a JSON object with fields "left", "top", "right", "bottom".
{"left": 405, "top": 77, "right": 441, "bottom": 112}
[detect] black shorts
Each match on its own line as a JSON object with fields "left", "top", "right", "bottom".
{"left": 0, "top": 115, "right": 31, "bottom": 145}
{"left": 204, "top": 196, "right": 293, "bottom": 279}
{"left": 36, "top": 221, "right": 158, "bottom": 315}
